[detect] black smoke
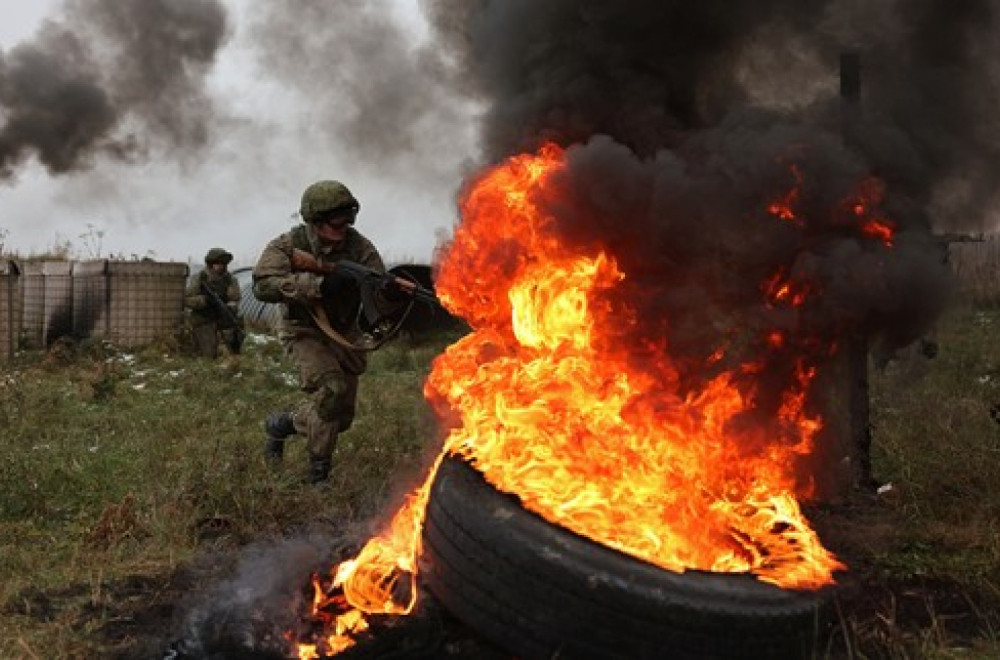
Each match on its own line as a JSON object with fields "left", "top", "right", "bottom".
{"left": 420, "top": 0, "right": 999, "bottom": 484}
{"left": 421, "top": 0, "right": 1000, "bottom": 232}
{"left": 164, "top": 537, "right": 329, "bottom": 660}
{"left": 0, "top": 0, "right": 229, "bottom": 179}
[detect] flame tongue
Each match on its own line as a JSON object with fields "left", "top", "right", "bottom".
{"left": 298, "top": 141, "right": 848, "bottom": 656}
{"left": 428, "top": 143, "right": 843, "bottom": 589}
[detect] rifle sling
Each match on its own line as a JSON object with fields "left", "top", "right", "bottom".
{"left": 305, "top": 297, "right": 414, "bottom": 353}
{"left": 306, "top": 302, "right": 384, "bottom": 352}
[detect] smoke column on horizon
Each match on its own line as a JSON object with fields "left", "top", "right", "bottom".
{"left": 0, "top": 0, "right": 229, "bottom": 180}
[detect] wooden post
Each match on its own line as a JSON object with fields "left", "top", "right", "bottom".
{"left": 840, "top": 52, "right": 875, "bottom": 491}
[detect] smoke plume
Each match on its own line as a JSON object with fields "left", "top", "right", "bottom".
{"left": 422, "top": 0, "right": 1000, "bottom": 229}
{"left": 419, "top": 0, "right": 999, "bottom": 485}
{"left": 247, "top": 0, "right": 476, "bottom": 190}
{"left": 0, "top": 0, "right": 228, "bottom": 179}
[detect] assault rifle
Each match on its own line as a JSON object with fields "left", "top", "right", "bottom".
{"left": 289, "top": 249, "right": 440, "bottom": 308}
{"left": 289, "top": 248, "right": 441, "bottom": 349}
{"left": 200, "top": 282, "right": 244, "bottom": 354}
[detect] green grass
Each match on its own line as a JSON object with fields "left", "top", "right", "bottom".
{"left": 871, "top": 303, "right": 1000, "bottom": 571}
{"left": 0, "top": 307, "right": 998, "bottom": 659}
{"left": 0, "top": 331, "right": 451, "bottom": 658}
{"left": 817, "top": 301, "right": 1000, "bottom": 659}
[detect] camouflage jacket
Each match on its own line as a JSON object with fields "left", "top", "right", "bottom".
{"left": 184, "top": 269, "right": 241, "bottom": 326}
{"left": 252, "top": 223, "right": 387, "bottom": 373}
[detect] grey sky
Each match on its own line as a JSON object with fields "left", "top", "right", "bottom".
{"left": 2, "top": 0, "right": 996, "bottom": 275}
{"left": 0, "top": 0, "right": 476, "bottom": 267}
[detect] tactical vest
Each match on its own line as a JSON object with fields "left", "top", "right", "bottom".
{"left": 288, "top": 225, "right": 362, "bottom": 333}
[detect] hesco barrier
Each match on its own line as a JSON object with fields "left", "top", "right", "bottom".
{"left": 73, "top": 260, "right": 110, "bottom": 340}
{"left": 0, "top": 260, "right": 19, "bottom": 362}
{"left": 32, "top": 261, "right": 73, "bottom": 348}
{"left": 948, "top": 238, "right": 1000, "bottom": 304}
{"left": 18, "top": 261, "right": 45, "bottom": 349}
{"left": 104, "top": 261, "right": 189, "bottom": 347}
{"left": 12, "top": 259, "right": 189, "bottom": 350}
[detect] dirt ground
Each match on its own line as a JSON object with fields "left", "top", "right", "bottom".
{"left": 6, "top": 496, "right": 999, "bottom": 660}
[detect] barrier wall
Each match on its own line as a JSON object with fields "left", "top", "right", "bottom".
{"left": 948, "top": 238, "right": 1000, "bottom": 304}
{"left": 18, "top": 261, "right": 46, "bottom": 349}
{"left": 106, "top": 261, "right": 189, "bottom": 347}
{"left": 72, "top": 260, "right": 110, "bottom": 340}
{"left": 11, "top": 259, "right": 188, "bottom": 350}
{"left": 0, "top": 260, "right": 18, "bottom": 362}
{"left": 40, "top": 261, "right": 73, "bottom": 348}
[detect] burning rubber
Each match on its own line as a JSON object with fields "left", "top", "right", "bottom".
{"left": 421, "top": 455, "right": 831, "bottom": 660}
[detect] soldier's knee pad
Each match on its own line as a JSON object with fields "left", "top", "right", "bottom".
{"left": 316, "top": 378, "right": 354, "bottom": 430}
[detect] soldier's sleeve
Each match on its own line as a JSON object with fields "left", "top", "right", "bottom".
{"left": 183, "top": 272, "right": 208, "bottom": 310}
{"left": 252, "top": 233, "right": 323, "bottom": 304}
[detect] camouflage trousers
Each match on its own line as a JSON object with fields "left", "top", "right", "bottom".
{"left": 191, "top": 321, "right": 241, "bottom": 359}
{"left": 283, "top": 332, "right": 360, "bottom": 460}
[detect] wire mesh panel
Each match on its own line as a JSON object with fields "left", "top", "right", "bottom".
{"left": 18, "top": 261, "right": 45, "bottom": 349}
{"left": 949, "top": 238, "right": 1000, "bottom": 304}
{"left": 0, "top": 260, "right": 19, "bottom": 362}
{"left": 72, "top": 260, "right": 110, "bottom": 340}
{"left": 41, "top": 261, "right": 74, "bottom": 347}
{"left": 107, "top": 261, "right": 189, "bottom": 348}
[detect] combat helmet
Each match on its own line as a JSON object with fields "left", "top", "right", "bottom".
{"left": 299, "top": 180, "right": 360, "bottom": 224}
{"left": 205, "top": 248, "right": 233, "bottom": 265}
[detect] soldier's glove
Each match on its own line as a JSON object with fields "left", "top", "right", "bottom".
{"left": 320, "top": 270, "right": 351, "bottom": 299}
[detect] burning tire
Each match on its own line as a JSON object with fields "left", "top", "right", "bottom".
{"left": 421, "top": 455, "right": 830, "bottom": 660}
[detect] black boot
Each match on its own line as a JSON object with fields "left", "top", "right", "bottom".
{"left": 265, "top": 412, "right": 296, "bottom": 438}
{"left": 308, "top": 456, "right": 332, "bottom": 484}
{"left": 264, "top": 412, "right": 296, "bottom": 461}
{"left": 264, "top": 437, "right": 285, "bottom": 461}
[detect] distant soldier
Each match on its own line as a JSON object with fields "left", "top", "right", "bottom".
{"left": 184, "top": 247, "right": 244, "bottom": 358}
{"left": 252, "top": 180, "right": 404, "bottom": 483}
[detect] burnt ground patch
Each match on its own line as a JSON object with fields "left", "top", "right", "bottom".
{"left": 3, "top": 556, "right": 225, "bottom": 660}
{"left": 6, "top": 503, "right": 998, "bottom": 659}
{"left": 828, "top": 572, "right": 1000, "bottom": 657}
{"left": 812, "top": 496, "right": 1000, "bottom": 658}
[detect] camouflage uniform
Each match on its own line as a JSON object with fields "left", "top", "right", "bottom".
{"left": 184, "top": 248, "right": 243, "bottom": 359}
{"left": 253, "top": 181, "right": 390, "bottom": 482}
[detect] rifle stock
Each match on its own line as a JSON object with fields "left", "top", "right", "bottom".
{"left": 289, "top": 249, "right": 337, "bottom": 275}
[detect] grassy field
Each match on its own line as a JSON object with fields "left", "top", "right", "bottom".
{"left": 1, "top": 301, "right": 999, "bottom": 659}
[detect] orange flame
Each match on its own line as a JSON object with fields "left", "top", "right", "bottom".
{"left": 767, "top": 162, "right": 804, "bottom": 224}
{"left": 298, "top": 142, "right": 847, "bottom": 656}
{"left": 430, "top": 143, "right": 842, "bottom": 588}
{"left": 845, "top": 176, "right": 896, "bottom": 246}
{"left": 763, "top": 268, "right": 812, "bottom": 308}
{"left": 296, "top": 457, "right": 444, "bottom": 656}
